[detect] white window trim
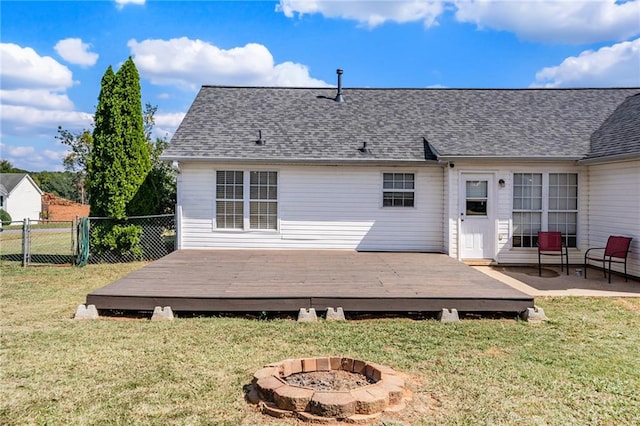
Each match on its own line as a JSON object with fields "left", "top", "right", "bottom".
{"left": 381, "top": 171, "right": 417, "bottom": 209}
{"left": 214, "top": 169, "right": 280, "bottom": 232}
{"left": 510, "top": 172, "right": 579, "bottom": 249}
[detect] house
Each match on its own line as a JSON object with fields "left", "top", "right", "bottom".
{"left": 162, "top": 77, "right": 639, "bottom": 277}
{"left": 0, "top": 173, "right": 43, "bottom": 222}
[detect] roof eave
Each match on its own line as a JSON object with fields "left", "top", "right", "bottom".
{"left": 25, "top": 174, "right": 44, "bottom": 195}
{"left": 436, "top": 155, "right": 583, "bottom": 162}
{"left": 161, "top": 155, "right": 440, "bottom": 166}
{"left": 578, "top": 152, "right": 640, "bottom": 165}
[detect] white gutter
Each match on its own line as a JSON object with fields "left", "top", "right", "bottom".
{"left": 159, "top": 156, "right": 439, "bottom": 166}
{"left": 435, "top": 155, "right": 583, "bottom": 162}
{"left": 577, "top": 153, "right": 640, "bottom": 165}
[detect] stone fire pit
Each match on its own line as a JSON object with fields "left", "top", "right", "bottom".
{"left": 247, "top": 357, "right": 410, "bottom": 423}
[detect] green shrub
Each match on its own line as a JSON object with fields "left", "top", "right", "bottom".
{"left": 90, "top": 222, "right": 143, "bottom": 259}
{"left": 0, "top": 209, "right": 12, "bottom": 226}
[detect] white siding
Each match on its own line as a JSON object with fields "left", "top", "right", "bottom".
{"left": 586, "top": 160, "right": 640, "bottom": 277}
{"left": 178, "top": 163, "right": 444, "bottom": 251}
{"left": 445, "top": 161, "right": 588, "bottom": 264}
{"left": 5, "top": 177, "right": 42, "bottom": 222}
{"left": 443, "top": 165, "right": 455, "bottom": 258}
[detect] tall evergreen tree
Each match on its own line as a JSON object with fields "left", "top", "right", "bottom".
{"left": 89, "top": 58, "right": 150, "bottom": 219}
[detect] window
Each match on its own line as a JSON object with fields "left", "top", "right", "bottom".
{"left": 512, "top": 173, "right": 577, "bottom": 248}
{"left": 513, "top": 173, "right": 542, "bottom": 247}
{"left": 465, "top": 180, "right": 488, "bottom": 216}
{"left": 383, "top": 173, "right": 414, "bottom": 207}
{"left": 250, "top": 171, "right": 277, "bottom": 230}
{"left": 548, "top": 173, "right": 578, "bottom": 247}
{"left": 216, "top": 171, "right": 244, "bottom": 229}
{"left": 216, "top": 170, "right": 278, "bottom": 230}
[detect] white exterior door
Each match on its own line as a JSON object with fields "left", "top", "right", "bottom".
{"left": 460, "top": 174, "right": 494, "bottom": 259}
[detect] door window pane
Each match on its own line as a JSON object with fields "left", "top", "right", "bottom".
{"left": 465, "top": 180, "right": 488, "bottom": 216}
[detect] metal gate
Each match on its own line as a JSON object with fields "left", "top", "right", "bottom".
{"left": 0, "top": 219, "right": 77, "bottom": 267}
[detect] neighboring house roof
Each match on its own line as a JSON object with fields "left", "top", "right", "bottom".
{"left": 0, "top": 173, "right": 44, "bottom": 195}
{"left": 583, "top": 93, "right": 640, "bottom": 163}
{"left": 163, "top": 86, "right": 639, "bottom": 164}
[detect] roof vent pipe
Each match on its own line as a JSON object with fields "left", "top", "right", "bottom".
{"left": 335, "top": 69, "right": 344, "bottom": 103}
{"left": 256, "top": 129, "right": 266, "bottom": 145}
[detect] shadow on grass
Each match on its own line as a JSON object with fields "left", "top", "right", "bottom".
{"left": 1, "top": 253, "right": 73, "bottom": 265}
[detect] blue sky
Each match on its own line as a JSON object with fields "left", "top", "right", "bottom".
{"left": 1, "top": 0, "right": 639, "bottom": 171}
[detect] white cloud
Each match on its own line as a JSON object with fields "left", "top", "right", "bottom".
{"left": 1, "top": 43, "right": 73, "bottom": 90}
{"left": 0, "top": 43, "right": 92, "bottom": 144}
{"left": 1, "top": 144, "right": 35, "bottom": 158}
{"left": 454, "top": 0, "right": 640, "bottom": 44}
{"left": 531, "top": 38, "right": 640, "bottom": 87}
{"left": 0, "top": 105, "right": 93, "bottom": 136}
{"left": 128, "top": 37, "right": 330, "bottom": 89}
{"left": 155, "top": 112, "right": 186, "bottom": 129}
{"left": 277, "top": 0, "right": 445, "bottom": 28}
{"left": 0, "top": 89, "right": 74, "bottom": 110}
{"left": 153, "top": 112, "right": 186, "bottom": 140}
{"left": 0, "top": 143, "right": 66, "bottom": 172}
{"left": 115, "top": 0, "right": 145, "bottom": 10}
{"left": 54, "top": 38, "right": 99, "bottom": 67}
{"left": 277, "top": 1, "right": 640, "bottom": 44}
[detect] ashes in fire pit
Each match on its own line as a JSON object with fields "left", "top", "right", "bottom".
{"left": 248, "top": 357, "right": 410, "bottom": 422}
{"left": 285, "top": 369, "right": 376, "bottom": 391}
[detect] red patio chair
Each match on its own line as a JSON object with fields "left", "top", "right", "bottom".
{"left": 537, "top": 231, "right": 568, "bottom": 276}
{"left": 584, "top": 236, "right": 633, "bottom": 283}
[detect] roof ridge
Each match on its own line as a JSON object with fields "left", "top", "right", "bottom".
{"left": 200, "top": 85, "right": 640, "bottom": 91}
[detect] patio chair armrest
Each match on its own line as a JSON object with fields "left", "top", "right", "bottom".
{"left": 584, "top": 247, "right": 605, "bottom": 256}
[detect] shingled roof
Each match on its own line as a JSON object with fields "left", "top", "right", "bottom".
{"left": 163, "top": 86, "right": 639, "bottom": 163}
{"left": 584, "top": 93, "right": 640, "bottom": 162}
{"left": 0, "top": 173, "right": 42, "bottom": 195}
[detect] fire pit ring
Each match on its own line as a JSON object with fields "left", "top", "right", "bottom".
{"left": 247, "top": 357, "right": 409, "bottom": 422}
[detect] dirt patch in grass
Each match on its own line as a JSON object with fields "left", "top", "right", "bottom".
{"left": 613, "top": 297, "right": 640, "bottom": 312}
{"left": 284, "top": 370, "right": 375, "bottom": 391}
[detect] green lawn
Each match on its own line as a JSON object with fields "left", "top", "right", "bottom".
{"left": 1, "top": 260, "right": 639, "bottom": 425}
{"left": 1, "top": 228, "right": 74, "bottom": 263}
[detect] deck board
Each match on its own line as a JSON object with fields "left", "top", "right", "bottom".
{"left": 86, "top": 250, "right": 534, "bottom": 313}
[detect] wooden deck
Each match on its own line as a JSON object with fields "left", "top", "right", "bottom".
{"left": 86, "top": 250, "right": 534, "bottom": 313}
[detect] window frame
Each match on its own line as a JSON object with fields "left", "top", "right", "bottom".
{"left": 214, "top": 169, "right": 279, "bottom": 231}
{"left": 249, "top": 171, "right": 278, "bottom": 230}
{"left": 215, "top": 170, "right": 244, "bottom": 230}
{"left": 511, "top": 172, "right": 578, "bottom": 248}
{"left": 382, "top": 172, "right": 416, "bottom": 208}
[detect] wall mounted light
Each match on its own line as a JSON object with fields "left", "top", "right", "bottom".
{"left": 498, "top": 179, "right": 506, "bottom": 188}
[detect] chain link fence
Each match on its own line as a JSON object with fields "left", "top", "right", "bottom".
{"left": 0, "top": 219, "right": 76, "bottom": 266}
{"left": 0, "top": 214, "right": 175, "bottom": 267}
{"left": 82, "top": 214, "right": 175, "bottom": 264}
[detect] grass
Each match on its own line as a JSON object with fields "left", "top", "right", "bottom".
{"left": 2, "top": 221, "right": 74, "bottom": 231}
{"left": 1, "top": 259, "right": 639, "bottom": 425}
{"left": 1, "top": 229, "right": 74, "bottom": 265}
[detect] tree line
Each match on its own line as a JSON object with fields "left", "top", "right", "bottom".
{"left": 0, "top": 160, "right": 84, "bottom": 203}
